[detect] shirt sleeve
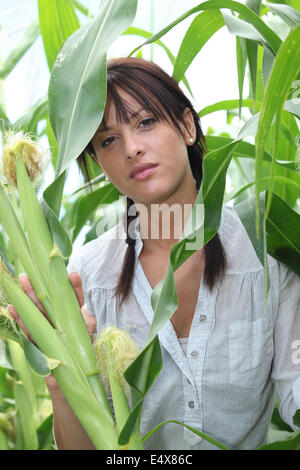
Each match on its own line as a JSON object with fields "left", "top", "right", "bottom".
{"left": 271, "top": 262, "right": 300, "bottom": 429}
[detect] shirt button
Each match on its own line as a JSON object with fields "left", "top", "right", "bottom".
{"left": 191, "top": 350, "right": 199, "bottom": 358}
{"left": 188, "top": 401, "right": 194, "bottom": 409}
{"left": 199, "top": 315, "right": 207, "bottom": 322}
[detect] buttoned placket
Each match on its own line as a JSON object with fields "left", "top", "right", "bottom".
{"left": 182, "top": 280, "right": 217, "bottom": 446}
{"left": 132, "top": 232, "right": 218, "bottom": 448}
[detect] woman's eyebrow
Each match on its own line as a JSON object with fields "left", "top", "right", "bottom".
{"left": 97, "top": 108, "right": 147, "bottom": 134}
{"left": 98, "top": 125, "right": 111, "bottom": 134}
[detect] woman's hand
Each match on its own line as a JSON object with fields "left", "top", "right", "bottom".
{"left": 7, "top": 271, "right": 97, "bottom": 449}
{"left": 7, "top": 271, "right": 96, "bottom": 395}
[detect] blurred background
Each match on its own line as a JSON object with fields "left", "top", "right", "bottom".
{"left": 0, "top": 0, "right": 242, "bottom": 191}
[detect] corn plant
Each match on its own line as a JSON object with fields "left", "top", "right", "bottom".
{"left": 0, "top": 0, "right": 299, "bottom": 450}
{"left": 0, "top": 328, "right": 53, "bottom": 450}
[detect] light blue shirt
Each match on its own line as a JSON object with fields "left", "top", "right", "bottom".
{"left": 67, "top": 205, "right": 300, "bottom": 450}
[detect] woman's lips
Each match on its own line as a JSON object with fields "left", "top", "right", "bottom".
{"left": 131, "top": 164, "right": 158, "bottom": 180}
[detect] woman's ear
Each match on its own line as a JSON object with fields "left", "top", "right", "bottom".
{"left": 181, "top": 108, "right": 196, "bottom": 146}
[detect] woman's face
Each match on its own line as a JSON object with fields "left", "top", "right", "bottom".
{"left": 91, "top": 89, "right": 196, "bottom": 206}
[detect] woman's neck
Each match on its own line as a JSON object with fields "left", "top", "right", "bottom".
{"left": 138, "top": 182, "right": 199, "bottom": 254}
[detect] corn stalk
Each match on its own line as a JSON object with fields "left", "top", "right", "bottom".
{"left": 0, "top": 150, "right": 145, "bottom": 449}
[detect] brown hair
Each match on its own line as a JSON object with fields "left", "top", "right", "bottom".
{"left": 78, "top": 57, "right": 226, "bottom": 307}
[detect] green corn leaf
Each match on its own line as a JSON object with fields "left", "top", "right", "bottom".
{"left": 247, "top": 0, "right": 262, "bottom": 12}
{"left": 15, "top": 154, "right": 55, "bottom": 305}
{"left": 271, "top": 398, "right": 294, "bottom": 433}
{"left": 222, "top": 11, "right": 265, "bottom": 44}
{"left": 38, "top": 0, "right": 80, "bottom": 71}
{"left": 14, "top": 381, "right": 38, "bottom": 450}
{"left": 37, "top": 414, "right": 54, "bottom": 450}
{"left": 142, "top": 419, "right": 229, "bottom": 449}
{"left": 8, "top": 340, "right": 37, "bottom": 411}
{"left": 284, "top": 99, "right": 300, "bottom": 119}
{"left": 172, "top": 10, "right": 225, "bottom": 84}
{"left": 19, "top": 337, "right": 51, "bottom": 377}
{"left": 238, "top": 105, "right": 299, "bottom": 143}
{"left": 0, "top": 106, "right": 12, "bottom": 134}
{"left": 47, "top": 252, "right": 111, "bottom": 410}
{"left": 262, "top": 45, "right": 275, "bottom": 87}
{"left": 255, "top": 23, "right": 300, "bottom": 235}
{"left": 234, "top": 192, "right": 269, "bottom": 305}
{"left": 224, "top": 175, "right": 300, "bottom": 203}
{"left": 43, "top": 171, "right": 66, "bottom": 218}
{"left": 52, "top": 363, "right": 118, "bottom": 449}
{"left": 199, "top": 98, "right": 261, "bottom": 116}
{"left": 70, "top": 173, "right": 106, "bottom": 196}
{"left": 71, "top": 183, "right": 121, "bottom": 242}
{"left": 46, "top": 117, "right": 59, "bottom": 172}
{"left": 197, "top": 96, "right": 299, "bottom": 117}
{"left": 293, "top": 409, "right": 300, "bottom": 427}
{"left": 0, "top": 184, "right": 52, "bottom": 319}
{"left": 14, "top": 410, "right": 24, "bottom": 450}
{"left": 258, "top": 428, "right": 300, "bottom": 449}
{"left": 40, "top": 199, "right": 72, "bottom": 258}
{"left": 119, "top": 336, "right": 163, "bottom": 446}
{"left": 265, "top": 192, "right": 300, "bottom": 276}
{"left": 0, "top": 20, "right": 40, "bottom": 80}
{"left": 246, "top": 38, "right": 259, "bottom": 109}
{"left": 236, "top": 36, "right": 248, "bottom": 117}
{"left": 234, "top": 191, "right": 300, "bottom": 310}
{"left": 0, "top": 270, "right": 79, "bottom": 371}
{"left": 199, "top": 98, "right": 299, "bottom": 124}
{"left": 0, "top": 339, "right": 14, "bottom": 369}
{"left": 16, "top": 155, "right": 53, "bottom": 253}
{"left": 266, "top": 2, "right": 300, "bottom": 28}
{"left": 129, "top": 0, "right": 282, "bottom": 57}
{"left": 246, "top": 0, "right": 262, "bottom": 107}
{"left": 0, "top": 428, "right": 9, "bottom": 450}
{"left": 72, "top": 0, "right": 93, "bottom": 18}
{"left": 48, "top": 0, "right": 138, "bottom": 178}
{"left": 119, "top": 140, "right": 239, "bottom": 446}
{"left": 0, "top": 312, "right": 22, "bottom": 346}
{"left": 238, "top": 112, "right": 261, "bottom": 138}
{"left": 123, "top": 26, "right": 193, "bottom": 96}
{"left": 13, "top": 95, "right": 48, "bottom": 135}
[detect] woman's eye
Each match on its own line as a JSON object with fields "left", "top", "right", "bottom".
{"left": 101, "top": 136, "right": 115, "bottom": 148}
{"left": 139, "top": 118, "right": 156, "bottom": 128}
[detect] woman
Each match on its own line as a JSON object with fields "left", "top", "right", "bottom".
{"left": 11, "top": 57, "right": 300, "bottom": 450}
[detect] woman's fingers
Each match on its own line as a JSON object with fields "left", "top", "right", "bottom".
{"left": 7, "top": 304, "right": 35, "bottom": 344}
{"left": 10, "top": 270, "right": 95, "bottom": 342}
{"left": 80, "top": 304, "right": 96, "bottom": 341}
{"left": 69, "top": 272, "right": 84, "bottom": 307}
{"left": 19, "top": 273, "right": 47, "bottom": 315}
{"left": 70, "top": 272, "right": 96, "bottom": 339}
{"left": 45, "top": 374, "right": 62, "bottom": 396}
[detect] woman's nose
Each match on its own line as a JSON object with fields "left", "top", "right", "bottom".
{"left": 122, "top": 131, "right": 144, "bottom": 159}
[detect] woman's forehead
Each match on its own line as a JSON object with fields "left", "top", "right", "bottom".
{"left": 100, "top": 90, "right": 150, "bottom": 130}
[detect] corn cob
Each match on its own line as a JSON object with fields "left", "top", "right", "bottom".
{"left": 47, "top": 251, "right": 111, "bottom": 409}
{"left": 94, "top": 326, "right": 144, "bottom": 449}
{"left": 0, "top": 183, "right": 56, "bottom": 326}
{"left": 14, "top": 381, "right": 38, "bottom": 450}
{"left": 0, "top": 267, "right": 85, "bottom": 381}
{"left": 15, "top": 154, "right": 53, "bottom": 291}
